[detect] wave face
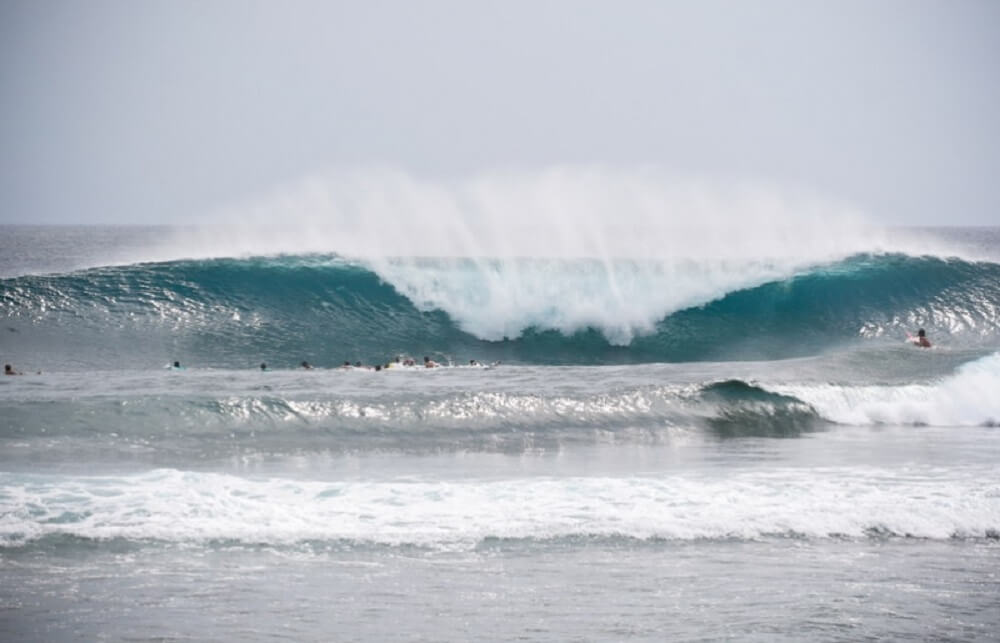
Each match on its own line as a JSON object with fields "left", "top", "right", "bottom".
{"left": 3, "top": 252, "right": 999, "bottom": 368}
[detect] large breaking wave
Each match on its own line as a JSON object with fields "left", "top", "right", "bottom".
{"left": 2, "top": 252, "right": 999, "bottom": 368}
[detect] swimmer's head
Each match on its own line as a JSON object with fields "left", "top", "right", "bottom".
{"left": 917, "top": 329, "right": 926, "bottom": 337}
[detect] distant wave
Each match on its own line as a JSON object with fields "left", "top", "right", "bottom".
{"left": 2, "top": 253, "right": 999, "bottom": 367}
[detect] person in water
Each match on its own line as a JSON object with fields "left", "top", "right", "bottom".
{"left": 423, "top": 356, "right": 439, "bottom": 368}
{"left": 913, "top": 328, "right": 931, "bottom": 348}
{"left": 4, "top": 364, "right": 22, "bottom": 375}
{"left": 260, "top": 363, "right": 268, "bottom": 371}
{"left": 300, "top": 361, "right": 313, "bottom": 369}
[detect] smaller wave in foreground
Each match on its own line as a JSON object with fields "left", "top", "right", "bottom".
{"left": 2, "top": 465, "right": 996, "bottom": 550}
{"left": 776, "top": 351, "right": 1000, "bottom": 427}
{"left": 3, "top": 354, "right": 997, "bottom": 467}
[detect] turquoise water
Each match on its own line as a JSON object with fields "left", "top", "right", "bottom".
{"left": 1, "top": 225, "right": 999, "bottom": 641}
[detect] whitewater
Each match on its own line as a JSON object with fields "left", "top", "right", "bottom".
{"left": 1, "top": 173, "right": 999, "bottom": 641}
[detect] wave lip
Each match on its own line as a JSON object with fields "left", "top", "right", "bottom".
{"left": 695, "top": 379, "right": 823, "bottom": 437}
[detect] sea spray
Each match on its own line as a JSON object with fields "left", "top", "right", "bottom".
{"left": 148, "top": 168, "right": 983, "bottom": 346}
{"left": 167, "top": 167, "right": 894, "bottom": 260}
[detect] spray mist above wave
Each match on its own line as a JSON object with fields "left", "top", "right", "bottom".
{"left": 163, "top": 167, "right": 962, "bottom": 344}
{"left": 176, "top": 166, "right": 905, "bottom": 260}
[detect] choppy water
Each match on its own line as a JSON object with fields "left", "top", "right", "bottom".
{"left": 2, "top": 224, "right": 999, "bottom": 641}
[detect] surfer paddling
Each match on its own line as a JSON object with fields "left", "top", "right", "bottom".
{"left": 909, "top": 328, "right": 932, "bottom": 348}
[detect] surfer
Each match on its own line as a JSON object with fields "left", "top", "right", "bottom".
{"left": 300, "top": 361, "right": 313, "bottom": 369}
{"left": 4, "top": 364, "right": 22, "bottom": 375}
{"left": 912, "top": 329, "right": 932, "bottom": 348}
{"left": 424, "top": 356, "right": 439, "bottom": 368}
{"left": 260, "top": 363, "right": 268, "bottom": 371}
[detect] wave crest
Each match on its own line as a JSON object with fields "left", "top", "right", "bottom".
{"left": 2, "top": 253, "right": 999, "bottom": 367}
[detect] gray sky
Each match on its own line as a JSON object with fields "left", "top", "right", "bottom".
{"left": 1, "top": 0, "right": 998, "bottom": 226}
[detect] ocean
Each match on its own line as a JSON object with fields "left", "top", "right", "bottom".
{"left": 1, "top": 223, "right": 999, "bottom": 641}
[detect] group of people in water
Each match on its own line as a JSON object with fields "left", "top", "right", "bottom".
{"left": 166, "top": 356, "right": 488, "bottom": 372}
{"left": 328, "top": 356, "right": 490, "bottom": 371}
{"left": 5, "top": 329, "right": 935, "bottom": 376}
{"left": 336, "top": 356, "right": 466, "bottom": 371}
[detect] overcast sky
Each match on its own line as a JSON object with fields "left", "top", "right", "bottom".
{"left": 1, "top": 0, "right": 997, "bottom": 226}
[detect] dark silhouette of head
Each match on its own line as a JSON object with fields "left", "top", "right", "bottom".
{"left": 917, "top": 329, "right": 926, "bottom": 337}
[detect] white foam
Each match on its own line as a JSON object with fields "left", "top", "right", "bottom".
{"left": 159, "top": 167, "right": 969, "bottom": 342}
{"left": 2, "top": 465, "right": 997, "bottom": 549}
{"left": 367, "top": 256, "right": 804, "bottom": 343}
{"left": 777, "top": 352, "right": 1000, "bottom": 427}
